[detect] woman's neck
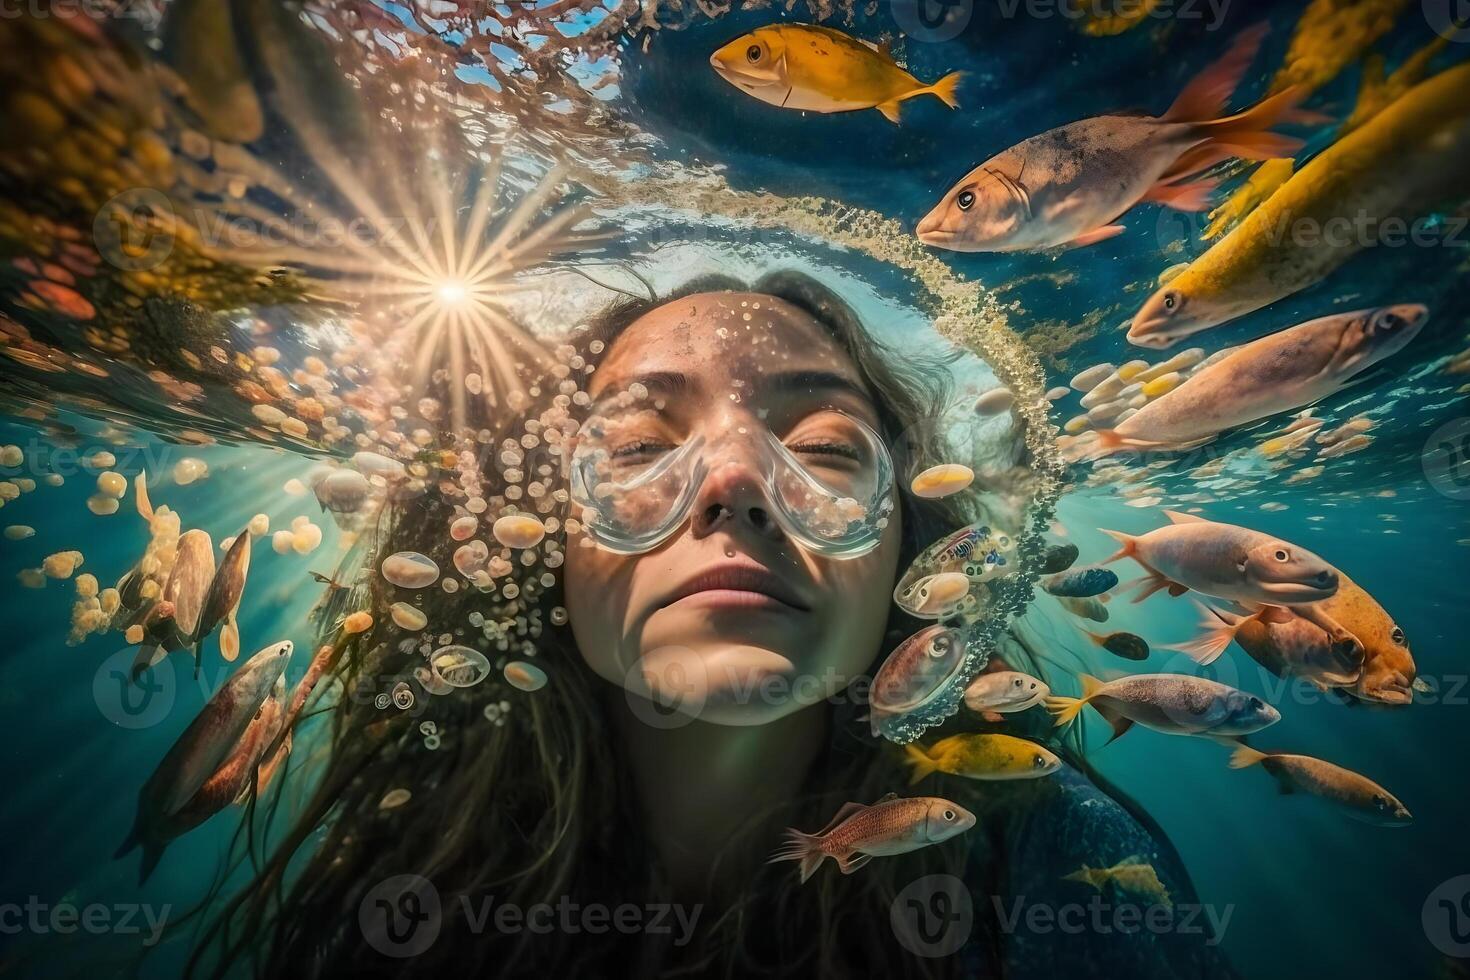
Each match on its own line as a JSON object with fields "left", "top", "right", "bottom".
{"left": 609, "top": 689, "right": 829, "bottom": 900}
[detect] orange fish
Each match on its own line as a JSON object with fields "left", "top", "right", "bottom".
{"left": 769, "top": 793, "right": 975, "bottom": 883}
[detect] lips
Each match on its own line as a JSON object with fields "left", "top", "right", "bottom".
{"left": 660, "top": 559, "right": 811, "bottom": 612}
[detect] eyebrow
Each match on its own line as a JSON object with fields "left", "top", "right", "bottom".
{"left": 757, "top": 369, "right": 871, "bottom": 404}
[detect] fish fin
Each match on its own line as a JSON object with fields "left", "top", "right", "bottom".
{"left": 1064, "top": 225, "right": 1126, "bottom": 249}
{"left": 903, "top": 744, "right": 939, "bottom": 785}
{"left": 981, "top": 709, "right": 1005, "bottom": 723}
{"left": 874, "top": 791, "right": 900, "bottom": 804}
{"left": 1045, "top": 673, "right": 1104, "bottom": 728}
{"left": 1090, "top": 699, "right": 1134, "bottom": 745}
{"left": 1412, "top": 677, "right": 1434, "bottom": 695}
{"left": 1164, "top": 620, "right": 1240, "bottom": 665}
{"left": 1118, "top": 572, "right": 1180, "bottom": 604}
{"left": 1189, "top": 86, "right": 1308, "bottom": 162}
{"left": 1163, "top": 510, "right": 1206, "bottom": 524}
{"left": 135, "top": 472, "right": 154, "bottom": 524}
{"left": 768, "top": 829, "right": 827, "bottom": 884}
{"left": 1273, "top": 774, "right": 1296, "bottom": 795}
{"left": 837, "top": 852, "right": 874, "bottom": 875}
{"left": 1162, "top": 22, "right": 1268, "bottom": 123}
{"left": 1227, "top": 744, "right": 1268, "bottom": 769}
{"left": 1141, "top": 176, "right": 1219, "bottom": 213}
{"left": 1098, "top": 529, "right": 1137, "bottom": 565}
{"left": 814, "top": 801, "right": 869, "bottom": 837}
{"left": 913, "top": 70, "right": 963, "bottom": 110}
{"left": 875, "top": 100, "right": 902, "bottom": 125}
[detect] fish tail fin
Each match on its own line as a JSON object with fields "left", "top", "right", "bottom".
{"left": 1158, "top": 620, "right": 1240, "bottom": 667}
{"left": 1099, "top": 529, "right": 1137, "bottom": 565}
{"left": 1189, "top": 86, "right": 1308, "bottom": 162}
{"left": 920, "top": 71, "right": 963, "bottom": 110}
{"left": 1045, "top": 673, "right": 1104, "bottom": 728}
{"left": 1228, "top": 744, "right": 1269, "bottom": 769}
{"left": 903, "top": 744, "right": 939, "bottom": 785}
{"left": 768, "top": 830, "right": 827, "bottom": 884}
{"left": 1163, "top": 22, "right": 1268, "bottom": 123}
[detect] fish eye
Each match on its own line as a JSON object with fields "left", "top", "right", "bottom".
{"left": 1373, "top": 794, "right": 1387, "bottom": 809}
{"left": 1373, "top": 311, "right": 1405, "bottom": 333}
{"left": 1161, "top": 290, "right": 1181, "bottom": 313}
{"left": 1391, "top": 626, "right": 1406, "bottom": 645}
{"left": 1274, "top": 549, "right": 1290, "bottom": 562}
{"left": 943, "top": 809, "right": 956, "bottom": 821}
{"left": 1011, "top": 678, "right": 1023, "bottom": 688}
{"left": 956, "top": 190, "right": 975, "bottom": 211}
{"left": 1248, "top": 696, "right": 1264, "bottom": 711}
{"left": 1033, "top": 754, "right": 1047, "bottom": 769}
{"left": 746, "top": 44, "right": 762, "bottom": 63}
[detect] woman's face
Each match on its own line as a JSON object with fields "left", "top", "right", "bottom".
{"left": 563, "top": 292, "right": 902, "bottom": 726}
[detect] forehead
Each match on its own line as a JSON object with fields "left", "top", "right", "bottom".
{"left": 588, "top": 291, "right": 867, "bottom": 400}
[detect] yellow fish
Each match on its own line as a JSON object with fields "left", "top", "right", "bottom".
{"left": 1130, "top": 62, "right": 1470, "bottom": 348}
{"left": 903, "top": 733, "right": 1061, "bottom": 783}
{"left": 709, "top": 24, "right": 961, "bottom": 124}
{"left": 1064, "top": 857, "right": 1172, "bottom": 908}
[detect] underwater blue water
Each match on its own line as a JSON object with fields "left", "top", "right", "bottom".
{"left": 1, "top": 4, "right": 1468, "bottom": 979}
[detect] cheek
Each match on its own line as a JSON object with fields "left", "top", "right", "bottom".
{"left": 562, "top": 541, "right": 635, "bottom": 680}
{"left": 808, "top": 525, "right": 902, "bottom": 675}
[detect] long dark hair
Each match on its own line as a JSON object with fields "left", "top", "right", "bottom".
{"left": 188, "top": 270, "right": 1066, "bottom": 979}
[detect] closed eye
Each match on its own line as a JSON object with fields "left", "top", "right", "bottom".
{"left": 787, "top": 439, "right": 862, "bottom": 462}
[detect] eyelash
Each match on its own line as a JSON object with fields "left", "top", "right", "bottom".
{"left": 788, "top": 439, "right": 861, "bottom": 461}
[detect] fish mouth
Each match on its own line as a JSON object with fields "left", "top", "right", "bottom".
{"left": 1253, "top": 577, "right": 1337, "bottom": 602}
{"left": 1125, "top": 317, "right": 1177, "bottom": 350}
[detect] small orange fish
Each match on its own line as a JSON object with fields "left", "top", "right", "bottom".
{"left": 770, "top": 792, "right": 975, "bottom": 883}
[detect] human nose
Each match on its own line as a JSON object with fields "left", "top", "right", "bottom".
{"left": 689, "top": 431, "right": 784, "bottom": 544}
